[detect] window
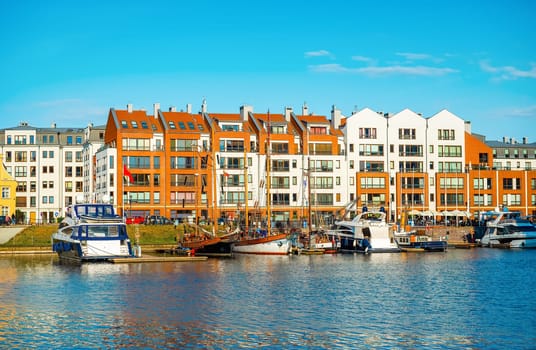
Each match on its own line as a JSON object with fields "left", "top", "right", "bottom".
{"left": 2, "top": 187, "right": 10, "bottom": 199}
{"left": 67, "top": 136, "right": 73, "bottom": 145}
{"left": 359, "top": 128, "right": 377, "bottom": 139}
{"left": 15, "top": 151, "right": 27, "bottom": 162}
{"left": 65, "top": 151, "right": 73, "bottom": 162}
{"left": 399, "top": 128, "right": 416, "bottom": 140}
{"left": 360, "top": 177, "right": 385, "bottom": 189}
{"left": 309, "top": 126, "right": 326, "bottom": 135}
{"left": 349, "top": 144, "right": 354, "bottom": 152}
{"left": 438, "top": 129, "right": 455, "bottom": 140}
{"left": 131, "top": 121, "right": 138, "bottom": 128}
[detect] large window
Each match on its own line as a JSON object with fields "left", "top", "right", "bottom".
{"left": 438, "top": 145, "right": 462, "bottom": 157}
{"left": 122, "top": 138, "right": 150, "bottom": 151}
{"left": 220, "top": 140, "right": 244, "bottom": 152}
{"left": 312, "top": 177, "right": 333, "bottom": 189}
{"left": 359, "top": 144, "right": 384, "bottom": 156}
{"left": 399, "top": 145, "right": 423, "bottom": 157}
{"left": 170, "top": 139, "right": 197, "bottom": 151}
{"left": 360, "top": 177, "right": 385, "bottom": 189}
{"left": 124, "top": 156, "right": 151, "bottom": 169}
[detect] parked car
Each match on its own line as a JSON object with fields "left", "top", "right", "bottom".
{"left": 145, "top": 215, "right": 172, "bottom": 225}
{"left": 0, "top": 215, "right": 9, "bottom": 225}
{"left": 126, "top": 216, "right": 145, "bottom": 224}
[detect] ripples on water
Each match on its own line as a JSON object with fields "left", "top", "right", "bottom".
{"left": 0, "top": 249, "right": 535, "bottom": 349}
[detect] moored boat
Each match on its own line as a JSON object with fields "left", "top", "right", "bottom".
{"left": 479, "top": 210, "right": 536, "bottom": 248}
{"left": 328, "top": 210, "right": 400, "bottom": 253}
{"left": 232, "top": 231, "right": 291, "bottom": 255}
{"left": 394, "top": 230, "right": 447, "bottom": 252}
{"left": 52, "top": 202, "right": 135, "bottom": 263}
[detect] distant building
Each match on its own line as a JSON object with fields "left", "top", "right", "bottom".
{"left": 0, "top": 122, "right": 105, "bottom": 224}
{"left": 0, "top": 154, "right": 16, "bottom": 220}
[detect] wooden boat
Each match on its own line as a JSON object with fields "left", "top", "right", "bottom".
{"left": 233, "top": 232, "right": 291, "bottom": 255}
{"left": 394, "top": 231, "right": 447, "bottom": 252}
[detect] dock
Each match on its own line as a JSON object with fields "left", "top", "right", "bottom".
{"left": 110, "top": 255, "right": 208, "bottom": 264}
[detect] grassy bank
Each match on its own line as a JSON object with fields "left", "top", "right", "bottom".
{"left": 0, "top": 224, "right": 199, "bottom": 248}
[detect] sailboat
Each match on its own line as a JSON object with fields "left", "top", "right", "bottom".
{"left": 232, "top": 111, "right": 292, "bottom": 255}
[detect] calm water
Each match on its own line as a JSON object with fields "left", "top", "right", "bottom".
{"left": 0, "top": 249, "right": 535, "bottom": 349}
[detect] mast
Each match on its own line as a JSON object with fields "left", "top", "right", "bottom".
{"left": 244, "top": 142, "right": 249, "bottom": 232}
{"left": 266, "top": 110, "right": 271, "bottom": 234}
{"left": 211, "top": 117, "right": 217, "bottom": 236}
{"left": 307, "top": 156, "right": 312, "bottom": 233}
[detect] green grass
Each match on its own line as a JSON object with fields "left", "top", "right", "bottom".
{"left": 0, "top": 223, "right": 217, "bottom": 248}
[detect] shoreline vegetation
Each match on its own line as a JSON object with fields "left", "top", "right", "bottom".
{"left": 0, "top": 223, "right": 211, "bottom": 251}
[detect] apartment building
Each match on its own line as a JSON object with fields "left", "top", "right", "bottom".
{"left": 0, "top": 154, "right": 16, "bottom": 219}
{"left": 0, "top": 122, "right": 105, "bottom": 224}
{"left": 2, "top": 102, "right": 536, "bottom": 226}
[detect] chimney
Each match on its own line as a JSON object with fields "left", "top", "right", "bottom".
{"left": 127, "top": 103, "right": 133, "bottom": 113}
{"left": 51, "top": 122, "right": 56, "bottom": 128}
{"left": 523, "top": 137, "right": 527, "bottom": 144}
{"left": 284, "top": 106, "right": 293, "bottom": 122}
{"left": 153, "top": 103, "right": 160, "bottom": 119}
{"left": 201, "top": 98, "right": 207, "bottom": 113}
{"left": 186, "top": 103, "right": 192, "bottom": 114}
{"left": 240, "top": 105, "right": 253, "bottom": 122}
{"left": 331, "top": 104, "right": 342, "bottom": 129}
{"left": 302, "top": 102, "right": 309, "bottom": 116}
{"left": 502, "top": 136, "right": 507, "bottom": 143}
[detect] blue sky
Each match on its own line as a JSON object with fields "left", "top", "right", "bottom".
{"left": 1, "top": 0, "right": 535, "bottom": 141}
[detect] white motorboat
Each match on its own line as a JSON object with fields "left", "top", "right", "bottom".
{"left": 52, "top": 202, "right": 135, "bottom": 262}
{"left": 329, "top": 210, "right": 400, "bottom": 253}
{"left": 479, "top": 211, "right": 536, "bottom": 248}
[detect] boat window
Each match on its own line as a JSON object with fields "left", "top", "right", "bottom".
{"left": 85, "top": 225, "right": 120, "bottom": 237}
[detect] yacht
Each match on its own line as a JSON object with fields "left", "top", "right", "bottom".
{"left": 52, "top": 201, "right": 135, "bottom": 262}
{"left": 479, "top": 211, "right": 536, "bottom": 248}
{"left": 328, "top": 210, "right": 400, "bottom": 253}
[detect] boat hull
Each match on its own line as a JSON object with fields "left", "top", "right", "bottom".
{"left": 52, "top": 235, "right": 134, "bottom": 263}
{"left": 233, "top": 233, "right": 291, "bottom": 255}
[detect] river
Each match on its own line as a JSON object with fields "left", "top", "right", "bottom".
{"left": 0, "top": 249, "right": 534, "bottom": 349}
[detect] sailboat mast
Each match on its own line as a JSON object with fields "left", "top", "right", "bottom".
{"left": 308, "top": 156, "right": 312, "bottom": 232}
{"left": 244, "top": 143, "right": 249, "bottom": 231}
{"left": 211, "top": 118, "right": 217, "bottom": 236}
{"left": 266, "top": 110, "right": 271, "bottom": 234}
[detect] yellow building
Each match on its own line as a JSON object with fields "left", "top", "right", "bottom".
{"left": 0, "top": 154, "right": 17, "bottom": 221}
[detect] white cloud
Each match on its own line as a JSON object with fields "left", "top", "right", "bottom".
{"left": 351, "top": 55, "right": 374, "bottom": 63}
{"left": 480, "top": 61, "right": 536, "bottom": 80}
{"left": 505, "top": 105, "right": 536, "bottom": 117}
{"left": 396, "top": 52, "right": 431, "bottom": 60}
{"left": 304, "top": 50, "right": 332, "bottom": 58}
{"left": 309, "top": 63, "right": 457, "bottom": 76}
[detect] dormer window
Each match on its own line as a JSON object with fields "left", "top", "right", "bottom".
{"left": 309, "top": 126, "right": 326, "bottom": 135}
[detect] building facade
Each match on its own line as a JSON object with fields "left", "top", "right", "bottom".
{"left": 2, "top": 102, "right": 536, "bottom": 226}
{"left": 0, "top": 122, "right": 105, "bottom": 224}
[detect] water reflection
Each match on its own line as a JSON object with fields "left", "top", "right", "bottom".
{"left": 0, "top": 250, "right": 534, "bottom": 348}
